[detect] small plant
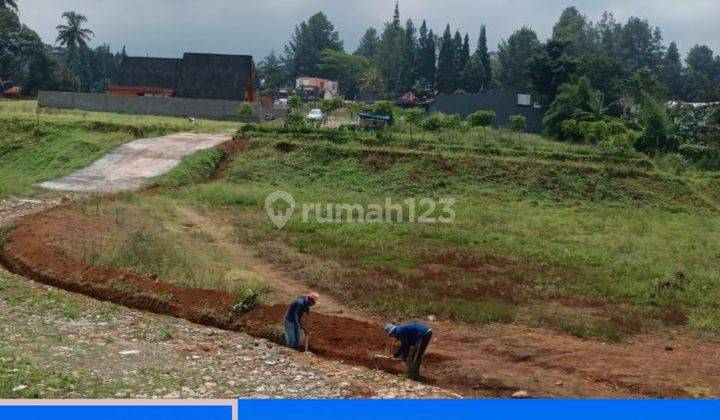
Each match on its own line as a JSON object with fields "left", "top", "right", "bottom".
{"left": 232, "top": 287, "right": 260, "bottom": 316}
{"left": 237, "top": 103, "right": 255, "bottom": 120}
{"left": 467, "top": 110, "right": 495, "bottom": 128}
{"left": 509, "top": 115, "right": 527, "bottom": 132}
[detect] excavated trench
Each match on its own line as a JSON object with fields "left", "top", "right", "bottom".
{"left": 0, "top": 209, "right": 465, "bottom": 394}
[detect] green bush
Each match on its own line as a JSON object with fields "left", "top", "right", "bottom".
{"left": 403, "top": 107, "right": 425, "bottom": 125}
{"left": 509, "top": 115, "right": 527, "bottom": 132}
{"left": 561, "top": 119, "right": 638, "bottom": 153}
{"left": 419, "top": 113, "right": 462, "bottom": 131}
{"left": 467, "top": 110, "right": 496, "bottom": 128}
{"left": 372, "top": 100, "right": 395, "bottom": 124}
{"left": 237, "top": 103, "right": 255, "bottom": 120}
{"left": 232, "top": 287, "right": 260, "bottom": 315}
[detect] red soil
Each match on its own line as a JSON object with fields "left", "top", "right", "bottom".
{"left": 3, "top": 208, "right": 720, "bottom": 398}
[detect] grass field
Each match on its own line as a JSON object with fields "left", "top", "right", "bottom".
{"left": 3, "top": 102, "right": 720, "bottom": 341}
{"left": 0, "top": 101, "right": 237, "bottom": 198}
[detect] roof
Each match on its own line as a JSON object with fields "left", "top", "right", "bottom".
{"left": 176, "top": 53, "right": 253, "bottom": 101}
{"left": 114, "top": 57, "right": 182, "bottom": 89}
{"left": 113, "top": 53, "right": 253, "bottom": 101}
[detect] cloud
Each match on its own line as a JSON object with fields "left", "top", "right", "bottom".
{"left": 18, "top": 0, "right": 720, "bottom": 59}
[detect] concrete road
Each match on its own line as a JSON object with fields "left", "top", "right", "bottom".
{"left": 40, "top": 132, "right": 232, "bottom": 193}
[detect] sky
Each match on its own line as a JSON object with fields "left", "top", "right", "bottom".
{"left": 18, "top": 0, "right": 720, "bottom": 60}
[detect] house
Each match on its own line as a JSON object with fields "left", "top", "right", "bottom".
{"left": 295, "top": 77, "right": 339, "bottom": 100}
{"left": 430, "top": 91, "right": 546, "bottom": 134}
{"left": 108, "top": 53, "right": 254, "bottom": 101}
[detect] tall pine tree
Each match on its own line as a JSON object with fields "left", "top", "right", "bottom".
{"left": 477, "top": 25, "right": 491, "bottom": 89}
{"left": 398, "top": 19, "right": 418, "bottom": 93}
{"left": 436, "top": 25, "right": 457, "bottom": 94}
{"left": 355, "top": 28, "right": 380, "bottom": 58}
{"left": 417, "top": 21, "right": 436, "bottom": 90}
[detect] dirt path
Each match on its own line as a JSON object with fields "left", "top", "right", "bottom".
{"left": 2, "top": 207, "right": 720, "bottom": 398}
{"left": 175, "top": 206, "right": 359, "bottom": 318}
{"left": 40, "top": 132, "right": 232, "bottom": 193}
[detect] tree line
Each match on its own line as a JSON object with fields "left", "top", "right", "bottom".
{"left": 1, "top": 1, "right": 123, "bottom": 95}
{"left": 258, "top": 4, "right": 720, "bottom": 106}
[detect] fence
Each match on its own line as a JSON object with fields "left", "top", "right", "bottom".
{"left": 38, "top": 91, "right": 287, "bottom": 122}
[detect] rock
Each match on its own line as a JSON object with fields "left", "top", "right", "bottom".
{"left": 12, "top": 385, "right": 28, "bottom": 392}
{"left": 512, "top": 390, "right": 530, "bottom": 399}
{"left": 119, "top": 350, "right": 140, "bottom": 356}
{"left": 555, "top": 381, "right": 564, "bottom": 386}
{"left": 665, "top": 346, "right": 674, "bottom": 352}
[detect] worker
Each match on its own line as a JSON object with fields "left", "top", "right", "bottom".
{"left": 284, "top": 292, "right": 319, "bottom": 349}
{"left": 385, "top": 322, "right": 433, "bottom": 379}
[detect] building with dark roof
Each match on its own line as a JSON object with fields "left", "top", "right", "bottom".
{"left": 108, "top": 53, "right": 254, "bottom": 101}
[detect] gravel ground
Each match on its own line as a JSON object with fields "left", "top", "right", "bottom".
{"left": 0, "top": 270, "right": 459, "bottom": 399}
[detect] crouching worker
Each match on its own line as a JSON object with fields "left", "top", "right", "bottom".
{"left": 385, "top": 322, "right": 433, "bottom": 379}
{"left": 284, "top": 293, "right": 319, "bottom": 349}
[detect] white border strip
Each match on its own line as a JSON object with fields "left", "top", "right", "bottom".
{"left": 0, "top": 400, "right": 238, "bottom": 420}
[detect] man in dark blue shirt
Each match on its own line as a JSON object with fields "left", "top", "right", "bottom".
{"left": 284, "top": 293, "right": 319, "bottom": 349}
{"left": 385, "top": 322, "right": 433, "bottom": 379}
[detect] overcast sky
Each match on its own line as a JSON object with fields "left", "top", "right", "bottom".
{"left": 19, "top": 0, "right": 720, "bottom": 60}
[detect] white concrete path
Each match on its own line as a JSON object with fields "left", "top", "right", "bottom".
{"left": 40, "top": 132, "right": 231, "bottom": 193}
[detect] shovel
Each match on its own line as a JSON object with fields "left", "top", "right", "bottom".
{"left": 304, "top": 331, "right": 311, "bottom": 352}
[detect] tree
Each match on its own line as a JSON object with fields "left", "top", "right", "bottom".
{"left": 597, "top": 11, "right": 622, "bottom": 58}
{"left": 355, "top": 28, "right": 380, "bottom": 58}
{"left": 284, "top": 12, "right": 343, "bottom": 78}
{"left": 542, "top": 76, "right": 604, "bottom": 139}
{"left": 359, "top": 67, "right": 386, "bottom": 95}
{"left": 684, "top": 45, "right": 720, "bottom": 102}
{"left": 460, "top": 54, "right": 486, "bottom": 93}
{"left": 258, "top": 51, "right": 288, "bottom": 91}
{"left": 574, "top": 53, "right": 626, "bottom": 108}
{"left": 56, "top": 12, "right": 94, "bottom": 52}
{"left": 0, "top": 0, "right": 17, "bottom": 11}
{"left": 374, "top": 4, "right": 404, "bottom": 93}
{"left": 527, "top": 39, "right": 577, "bottom": 104}
{"left": 1, "top": 6, "right": 45, "bottom": 84}
{"left": 551, "top": 6, "right": 598, "bottom": 55}
{"left": 397, "top": 19, "right": 418, "bottom": 92}
{"left": 617, "top": 17, "right": 663, "bottom": 73}
{"left": 497, "top": 27, "right": 540, "bottom": 90}
{"left": 659, "top": 42, "right": 683, "bottom": 99}
{"left": 476, "top": 25, "right": 491, "bottom": 90}
{"left": 436, "top": 25, "right": 457, "bottom": 94}
{"left": 636, "top": 93, "right": 674, "bottom": 154}
{"left": 317, "top": 49, "right": 370, "bottom": 98}
{"left": 417, "top": 21, "right": 436, "bottom": 88}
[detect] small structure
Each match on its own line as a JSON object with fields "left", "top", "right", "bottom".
{"left": 430, "top": 91, "right": 546, "bottom": 134}
{"left": 109, "top": 53, "right": 254, "bottom": 101}
{"left": 295, "top": 77, "right": 339, "bottom": 100}
{"left": 0, "top": 77, "right": 21, "bottom": 98}
{"left": 358, "top": 112, "right": 392, "bottom": 130}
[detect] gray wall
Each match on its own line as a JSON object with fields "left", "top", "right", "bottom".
{"left": 38, "top": 91, "right": 286, "bottom": 122}
{"left": 430, "top": 91, "right": 547, "bottom": 134}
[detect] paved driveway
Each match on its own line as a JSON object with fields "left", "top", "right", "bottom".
{"left": 40, "top": 132, "right": 231, "bottom": 193}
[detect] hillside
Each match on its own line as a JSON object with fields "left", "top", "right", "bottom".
{"left": 2, "top": 103, "right": 720, "bottom": 398}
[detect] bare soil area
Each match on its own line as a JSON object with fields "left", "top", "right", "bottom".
{"left": 2, "top": 207, "right": 719, "bottom": 398}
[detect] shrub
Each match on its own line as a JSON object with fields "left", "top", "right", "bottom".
{"left": 656, "top": 153, "right": 689, "bottom": 175}
{"left": 419, "top": 113, "right": 462, "bottom": 131}
{"left": 372, "top": 100, "right": 395, "bottom": 124}
{"left": 467, "top": 110, "right": 495, "bottom": 128}
{"left": 509, "top": 115, "right": 527, "bottom": 132}
{"left": 237, "top": 103, "right": 255, "bottom": 120}
{"left": 403, "top": 107, "right": 425, "bottom": 126}
{"left": 232, "top": 287, "right": 260, "bottom": 315}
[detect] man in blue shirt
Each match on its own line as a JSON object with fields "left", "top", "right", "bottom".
{"left": 385, "top": 322, "right": 433, "bottom": 379}
{"left": 284, "top": 293, "right": 319, "bottom": 349}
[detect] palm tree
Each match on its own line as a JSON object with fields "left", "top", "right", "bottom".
{"left": 359, "top": 67, "right": 386, "bottom": 95}
{"left": 56, "top": 11, "right": 94, "bottom": 53}
{"left": 0, "top": 0, "right": 18, "bottom": 12}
